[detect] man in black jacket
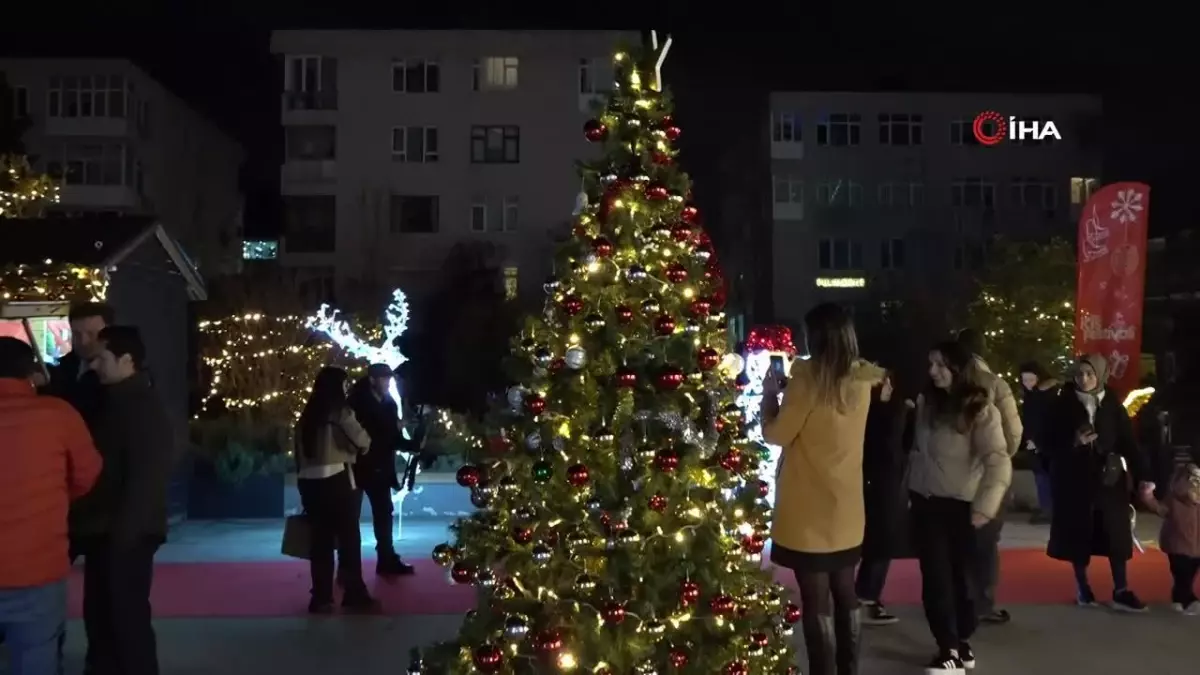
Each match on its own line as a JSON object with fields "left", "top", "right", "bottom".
{"left": 73, "top": 326, "right": 180, "bottom": 675}
{"left": 1019, "top": 361, "right": 1059, "bottom": 524}
{"left": 43, "top": 302, "right": 112, "bottom": 428}
{"left": 347, "top": 364, "right": 414, "bottom": 576}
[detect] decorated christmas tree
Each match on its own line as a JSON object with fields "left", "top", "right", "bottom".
{"left": 419, "top": 36, "right": 798, "bottom": 675}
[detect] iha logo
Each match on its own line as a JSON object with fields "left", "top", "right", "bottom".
{"left": 972, "top": 111, "right": 1062, "bottom": 146}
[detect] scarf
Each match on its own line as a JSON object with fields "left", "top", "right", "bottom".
{"left": 1073, "top": 353, "right": 1109, "bottom": 422}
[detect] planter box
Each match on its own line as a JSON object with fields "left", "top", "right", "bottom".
{"left": 188, "top": 459, "right": 285, "bottom": 519}
{"left": 283, "top": 472, "right": 475, "bottom": 520}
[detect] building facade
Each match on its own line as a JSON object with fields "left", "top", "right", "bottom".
{"left": 0, "top": 58, "right": 245, "bottom": 275}
{"left": 269, "top": 30, "right": 634, "bottom": 304}
{"left": 767, "top": 92, "right": 1102, "bottom": 326}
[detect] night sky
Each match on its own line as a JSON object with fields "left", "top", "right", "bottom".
{"left": 1, "top": 24, "right": 1187, "bottom": 237}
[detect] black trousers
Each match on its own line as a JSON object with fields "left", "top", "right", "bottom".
{"left": 82, "top": 538, "right": 160, "bottom": 675}
{"left": 973, "top": 511, "right": 1004, "bottom": 615}
{"left": 855, "top": 558, "right": 891, "bottom": 603}
{"left": 911, "top": 493, "right": 980, "bottom": 652}
{"left": 299, "top": 471, "right": 367, "bottom": 603}
{"left": 358, "top": 482, "right": 397, "bottom": 557}
{"left": 1168, "top": 554, "right": 1200, "bottom": 605}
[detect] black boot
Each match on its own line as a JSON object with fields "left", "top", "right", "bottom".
{"left": 376, "top": 552, "right": 415, "bottom": 577}
{"left": 835, "top": 607, "right": 863, "bottom": 675}
{"left": 802, "top": 615, "right": 837, "bottom": 675}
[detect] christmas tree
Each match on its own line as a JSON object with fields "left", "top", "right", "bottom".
{"left": 419, "top": 36, "right": 798, "bottom": 675}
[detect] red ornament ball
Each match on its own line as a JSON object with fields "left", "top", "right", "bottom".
{"left": 723, "top": 661, "right": 748, "bottom": 675}
{"left": 614, "top": 304, "right": 634, "bottom": 324}
{"left": 710, "top": 594, "right": 736, "bottom": 616}
{"left": 661, "top": 115, "right": 682, "bottom": 141}
{"left": 742, "top": 534, "right": 766, "bottom": 554}
{"left": 566, "top": 463, "right": 590, "bottom": 488}
{"left": 656, "top": 366, "right": 685, "bottom": 391}
{"left": 648, "top": 492, "right": 668, "bottom": 512}
{"left": 601, "top": 601, "right": 627, "bottom": 625}
{"left": 583, "top": 119, "right": 608, "bottom": 142}
{"left": 645, "top": 182, "right": 670, "bottom": 200}
{"left": 757, "top": 479, "right": 770, "bottom": 498}
{"left": 524, "top": 393, "right": 546, "bottom": 416}
{"left": 455, "top": 464, "right": 482, "bottom": 488}
{"left": 653, "top": 314, "right": 676, "bottom": 336}
{"left": 487, "top": 436, "right": 512, "bottom": 454}
{"left": 750, "top": 631, "right": 770, "bottom": 648}
{"left": 512, "top": 527, "right": 534, "bottom": 545}
{"left": 697, "top": 347, "right": 720, "bottom": 370}
{"left": 670, "top": 224, "right": 692, "bottom": 243}
{"left": 592, "top": 236, "right": 614, "bottom": 258}
{"left": 450, "top": 562, "right": 476, "bottom": 584}
{"left": 533, "top": 629, "right": 563, "bottom": 654}
{"left": 783, "top": 602, "right": 802, "bottom": 624}
{"left": 680, "top": 203, "right": 700, "bottom": 223}
{"left": 718, "top": 449, "right": 744, "bottom": 472}
{"left": 669, "top": 647, "right": 689, "bottom": 667}
{"left": 654, "top": 448, "right": 681, "bottom": 472}
{"left": 652, "top": 151, "right": 673, "bottom": 165}
{"left": 615, "top": 366, "right": 637, "bottom": 388}
{"left": 472, "top": 644, "right": 504, "bottom": 673}
{"left": 689, "top": 298, "right": 712, "bottom": 317}
{"left": 549, "top": 357, "right": 566, "bottom": 372}
{"left": 560, "top": 294, "right": 584, "bottom": 316}
{"left": 665, "top": 263, "right": 688, "bottom": 283}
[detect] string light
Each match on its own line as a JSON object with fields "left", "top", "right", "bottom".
{"left": 0, "top": 262, "right": 108, "bottom": 302}
{"left": 1123, "top": 386, "right": 1155, "bottom": 418}
{"left": 0, "top": 155, "right": 60, "bottom": 219}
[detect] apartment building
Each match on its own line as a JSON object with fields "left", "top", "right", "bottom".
{"left": 0, "top": 59, "right": 245, "bottom": 275}
{"left": 269, "top": 30, "right": 635, "bottom": 303}
{"left": 767, "top": 92, "right": 1102, "bottom": 325}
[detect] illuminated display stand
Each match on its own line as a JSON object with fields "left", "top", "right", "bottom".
{"left": 735, "top": 325, "right": 803, "bottom": 507}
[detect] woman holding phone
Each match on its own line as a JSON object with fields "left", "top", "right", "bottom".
{"left": 761, "top": 303, "right": 884, "bottom": 675}
{"left": 1044, "top": 354, "right": 1154, "bottom": 611}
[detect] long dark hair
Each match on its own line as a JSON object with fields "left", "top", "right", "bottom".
{"left": 925, "top": 339, "right": 989, "bottom": 432}
{"left": 804, "top": 302, "right": 860, "bottom": 412}
{"left": 298, "top": 366, "right": 349, "bottom": 457}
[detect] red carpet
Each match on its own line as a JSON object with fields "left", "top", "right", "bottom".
{"left": 66, "top": 550, "right": 1176, "bottom": 618}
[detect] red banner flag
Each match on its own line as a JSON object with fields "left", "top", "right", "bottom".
{"left": 1075, "top": 182, "right": 1150, "bottom": 395}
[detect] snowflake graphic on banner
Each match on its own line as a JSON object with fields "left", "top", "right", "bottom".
{"left": 1110, "top": 188, "right": 1145, "bottom": 225}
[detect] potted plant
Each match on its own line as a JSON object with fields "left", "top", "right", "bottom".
{"left": 187, "top": 413, "right": 293, "bottom": 519}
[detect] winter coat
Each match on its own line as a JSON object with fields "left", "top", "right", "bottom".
{"left": 1044, "top": 384, "right": 1150, "bottom": 562}
{"left": 908, "top": 396, "right": 1012, "bottom": 519}
{"left": 1155, "top": 464, "right": 1200, "bottom": 559}
{"left": 347, "top": 378, "right": 402, "bottom": 490}
{"left": 764, "top": 359, "right": 885, "bottom": 556}
{"left": 973, "top": 357, "right": 1023, "bottom": 457}
{"left": 861, "top": 396, "right": 915, "bottom": 560}
{"left": 1020, "top": 378, "right": 1060, "bottom": 470}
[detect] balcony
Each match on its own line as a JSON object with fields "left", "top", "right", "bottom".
{"left": 282, "top": 90, "right": 337, "bottom": 113}
{"left": 770, "top": 140, "right": 805, "bottom": 160}
{"left": 281, "top": 159, "right": 337, "bottom": 185}
{"left": 44, "top": 116, "right": 130, "bottom": 138}
{"left": 772, "top": 202, "right": 805, "bottom": 221}
{"left": 58, "top": 184, "right": 140, "bottom": 209}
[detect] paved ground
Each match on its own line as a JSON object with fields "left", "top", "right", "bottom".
{"left": 5, "top": 514, "right": 1194, "bottom": 674}
{"left": 38, "top": 605, "right": 1200, "bottom": 675}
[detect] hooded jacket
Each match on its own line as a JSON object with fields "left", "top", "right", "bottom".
{"left": 763, "top": 358, "right": 885, "bottom": 554}
{"left": 972, "top": 356, "right": 1023, "bottom": 457}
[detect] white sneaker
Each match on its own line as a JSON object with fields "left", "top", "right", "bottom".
{"left": 1172, "top": 601, "right": 1200, "bottom": 615}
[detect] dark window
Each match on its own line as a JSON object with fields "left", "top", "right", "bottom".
{"left": 283, "top": 196, "right": 336, "bottom": 253}
{"left": 470, "top": 125, "right": 520, "bottom": 163}
{"left": 285, "top": 125, "right": 336, "bottom": 160}
{"left": 392, "top": 60, "right": 440, "bottom": 93}
{"left": 390, "top": 195, "right": 439, "bottom": 234}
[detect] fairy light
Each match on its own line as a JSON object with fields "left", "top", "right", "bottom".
{"left": 0, "top": 262, "right": 108, "bottom": 302}
{"left": 0, "top": 155, "right": 60, "bottom": 219}
{"left": 1123, "top": 386, "right": 1155, "bottom": 418}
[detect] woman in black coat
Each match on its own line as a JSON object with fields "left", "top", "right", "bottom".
{"left": 1045, "top": 354, "right": 1154, "bottom": 611}
{"left": 856, "top": 370, "right": 915, "bottom": 625}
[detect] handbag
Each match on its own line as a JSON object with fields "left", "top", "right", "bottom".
{"left": 281, "top": 513, "right": 312, "bottom": 559}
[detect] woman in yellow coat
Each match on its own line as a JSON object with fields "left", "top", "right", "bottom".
{"left": 762, "top": 302, "right": 884, "bottom": 675}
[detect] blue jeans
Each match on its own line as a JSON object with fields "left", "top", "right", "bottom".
{"left": 1034, "top": 468, "right": 1053, "bottom": 514}
{"left": 0, "top": 580, "right": 67, "bottom": 675}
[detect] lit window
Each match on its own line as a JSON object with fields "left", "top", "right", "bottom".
{"left": 503, "top": 267, "right": 518, "bottom": 300}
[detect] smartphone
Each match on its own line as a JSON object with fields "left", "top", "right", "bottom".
{"left": 769, "top": 355, "right": 788, "bottom": 384}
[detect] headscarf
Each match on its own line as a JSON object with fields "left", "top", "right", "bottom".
{"left": 1073, "top": 353, "right": 1108, "bottom": 421}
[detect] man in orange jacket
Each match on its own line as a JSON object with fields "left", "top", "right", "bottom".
{"left": 0, "top": 336, "right": 102, "bottom": 675}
